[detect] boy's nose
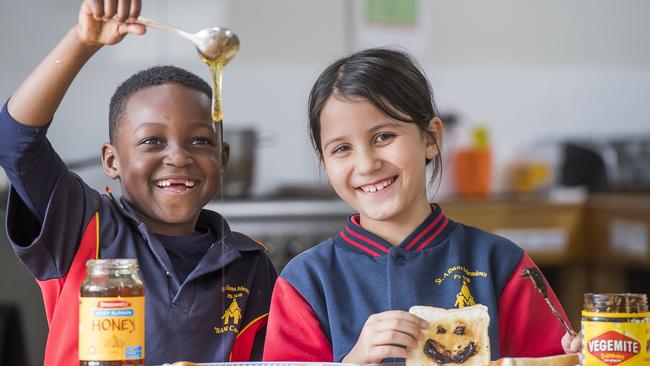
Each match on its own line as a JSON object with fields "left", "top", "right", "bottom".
{"left": 163, "top": 145, "right": 193, "bottom": 167}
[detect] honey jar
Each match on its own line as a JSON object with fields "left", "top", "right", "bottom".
{"left": 582, "top": 293, "right": 650, "bottom": 365}
{"left": 79, "top": 259, "right": 145, "bottom": 365}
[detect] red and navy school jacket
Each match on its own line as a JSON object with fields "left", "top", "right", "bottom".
{"left": 263, "top": 206, "right": 571, "bottom": 362}
{"left": 0, "top": 103, "right": 277, "bottom": 365}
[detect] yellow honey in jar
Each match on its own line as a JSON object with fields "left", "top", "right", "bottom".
{"left": 582, "top": 293, "right": 650, "bottom": 365}
{"left": 79, "top": 259, "right": 145, "bottom": 366}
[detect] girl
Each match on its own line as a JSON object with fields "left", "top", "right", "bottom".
{"left": 263, "top": 48, "right": 574, "bottom": 363}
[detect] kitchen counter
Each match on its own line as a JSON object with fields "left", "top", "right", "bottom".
{"left": 205, "top": 198, "right": 353, "bottom": 219}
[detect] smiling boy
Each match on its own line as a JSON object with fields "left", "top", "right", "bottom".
{"left": 0, "top": 1, "right": 276, "bottom": 365}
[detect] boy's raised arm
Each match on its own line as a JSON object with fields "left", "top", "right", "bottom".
{"left": 7, "top": 0, "right": 145, "bottom": 127}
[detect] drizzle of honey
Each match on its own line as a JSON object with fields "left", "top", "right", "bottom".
{"left": 198, "top": 41, "right": 239, "bottom": 131}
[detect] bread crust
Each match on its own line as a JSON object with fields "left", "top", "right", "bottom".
{"left": 491, "top": 353, "right": 579, "bottom": 366}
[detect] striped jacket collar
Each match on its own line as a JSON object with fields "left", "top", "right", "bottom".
{"left": 336, "top": 204, "right": 455, "bottom": 257}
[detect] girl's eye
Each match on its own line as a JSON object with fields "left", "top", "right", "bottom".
{"left": 191, "top": 137, "right": 213, "bottom": 145}
{"left": 139, "top": 137, "right": 163, "bottom": 145}
{"left": 333, "top": 145, "right": 351, "bottom": 154}
{"left": 374, "top": 133, "right": 395, "bottom": 143}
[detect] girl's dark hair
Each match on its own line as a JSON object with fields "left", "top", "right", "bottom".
{"left": 307, "top": 47, "right": 443, "bottom": 189}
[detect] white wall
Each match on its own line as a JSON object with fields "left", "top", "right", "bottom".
{"left": 1, "top": 1, "right": 650, "bottom": 364}
{"left": 2, "top": 0, "right": 649, "bottom": 197}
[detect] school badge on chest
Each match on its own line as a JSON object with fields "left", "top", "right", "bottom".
{"left": 434, "top": 265, "right": 488, "bottom": 308}
{"left": 222, "top": 298, "right": 242, "bottom": 325}
{"left": 214, "top": 284, "right": 250, "bottom": 335}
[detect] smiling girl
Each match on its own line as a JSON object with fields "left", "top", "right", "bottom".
{"left": 263, "top": 48, "right": 574, "bottom": 363}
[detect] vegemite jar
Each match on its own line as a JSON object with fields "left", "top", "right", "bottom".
{"left": 79, "top": 259, "right": 145, "bottom": 366}
{"left": 582, "top": 293, "right": 650, "bottom": 366}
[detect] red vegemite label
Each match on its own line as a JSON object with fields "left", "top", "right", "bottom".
{"left": 587, "top": 331, "right": 641, "bottom": 365}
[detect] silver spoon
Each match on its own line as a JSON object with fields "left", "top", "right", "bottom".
{"left": 137, "top": 16, "right": 240, "bottom": 63}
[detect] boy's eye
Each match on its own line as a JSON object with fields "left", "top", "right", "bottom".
{"left": 374, "top": 133, "right": 395, "bottom": 143}
{"left": 139, "top": 137, "right": 164, "bottom": 145}
{"left": 191, "top": 137, "right": 214, "bottom": 145}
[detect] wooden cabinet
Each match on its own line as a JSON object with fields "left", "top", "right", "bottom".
{"left": 441, "top": 197, "right": 588, "bottom": 327}
{"left": 440, "top": 193, "right": 650, "bottom": 329}
{"left": 441, "top": 198, "right": 587, "bottom": 265}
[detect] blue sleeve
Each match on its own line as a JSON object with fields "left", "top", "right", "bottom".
{"left": 0, "top": 101, "right": 63, "bottom": 223}
{"left": 0, "top": 101, "right": 101, "bottom": 280}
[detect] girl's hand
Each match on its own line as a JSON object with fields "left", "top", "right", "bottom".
{"left": 561, "top": 330, "right": 582, "bottom": 354}
{"left": 77, "top": 0, "right": 145, "bottom": 46}
{"left": 342, "top": 310, "right": 429, "bottom": 364}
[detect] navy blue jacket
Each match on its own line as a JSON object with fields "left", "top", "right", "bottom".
{"left": 264, "top": 206, "right": 570, "bottom": 361}
{"left": 0, "top": 103, "right": 277, "bottom": 365}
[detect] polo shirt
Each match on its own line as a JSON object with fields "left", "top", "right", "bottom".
{"left": 263, "top": 205, "right": 571, "bottom": 362}
{"left": 0, "top": 103, "right": 277, "bottom": 365}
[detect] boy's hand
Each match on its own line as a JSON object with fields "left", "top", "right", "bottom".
{"left": 77, "top": 0, "right": 145, "bottom": 46}
{"left": 342, "top": 310, "right": 428, "bottom": 364}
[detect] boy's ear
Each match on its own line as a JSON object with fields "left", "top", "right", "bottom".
{"left": 425, "top": 117, "right": 444, "bottom": 160}
{"left": 221, "top": 142, "right": 230, "bottom": 170}
{"left": 101, "top": 143, "right": 120, "bottom": 180}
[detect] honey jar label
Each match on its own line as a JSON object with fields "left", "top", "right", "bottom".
{"left": 79, "top": 296, "right": 145, "bottom": 361}
{"left": 583, "top": 320, "right": 650, "bottom": 365}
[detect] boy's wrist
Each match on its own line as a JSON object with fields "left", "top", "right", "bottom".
{"left": 71, "top": 26, "right": 104, "bottom": 53}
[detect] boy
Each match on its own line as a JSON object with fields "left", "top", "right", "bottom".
{"left": 0, "top": 0, "right": 276, "bottom": 365}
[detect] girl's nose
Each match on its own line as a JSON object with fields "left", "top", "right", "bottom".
{"left": 355, "top": 148, "right": 381, "bottom": 175}
{"left": 163, "top": 145, "right": 193, "bottom": 167}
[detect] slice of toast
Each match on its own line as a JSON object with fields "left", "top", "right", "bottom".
{"left": 406, "top": 304, "right": 490, "bottom": 366}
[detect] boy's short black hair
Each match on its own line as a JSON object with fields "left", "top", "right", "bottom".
{"left": 108, "top": 65, "right": 212, "bottom": 144}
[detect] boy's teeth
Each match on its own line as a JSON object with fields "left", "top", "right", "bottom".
{"left": 156, "top": 179, "right": 196, "bottom": 188}
{"left": 360, "top": 178, "right": 393, "bottom": 192}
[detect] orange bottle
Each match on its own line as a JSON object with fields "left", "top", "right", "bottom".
{"left": 453, "top": 126, "right": 491, "bottom": 198}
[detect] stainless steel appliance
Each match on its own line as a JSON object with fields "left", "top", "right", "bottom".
{"left": 561, "top": 135, "right": 650, "bottom": 191}
{"left": 206, "top": 199, "right": 353, "bottom": 271}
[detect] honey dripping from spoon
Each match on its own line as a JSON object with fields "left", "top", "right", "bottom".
{"left": 196, "top": 28, "right": 240, "bottom": 131}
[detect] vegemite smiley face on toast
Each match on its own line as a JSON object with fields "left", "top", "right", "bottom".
{"left": 407, "top": 304, "right": 490, "bottom": 366}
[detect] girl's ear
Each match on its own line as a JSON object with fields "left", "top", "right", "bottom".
{"left": 101, "top": 143, "right": 120, "bottom": 180}
{"left": 425, "top": 117, "right": 444, "bottom": 160}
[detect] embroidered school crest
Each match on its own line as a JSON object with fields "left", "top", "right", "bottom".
{"left": 214, "top": 284, "right": 250, "bottom": 335}
{"left": 222, "top": 298, "right": 242, "bottom": 325}
{"left": 434, "top": 265, "right": 487, "bottom": 308}
{"left": 454, "top": 280, "right": 476, "bottom": 308}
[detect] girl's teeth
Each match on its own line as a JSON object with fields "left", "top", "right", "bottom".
{"left": 361, "top": 178, "right": 393, "bottom": 192}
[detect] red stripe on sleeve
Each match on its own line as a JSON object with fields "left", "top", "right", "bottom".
{"left": 263, "top": 277, "right": 333, "bottom": 361}
{"left": 36, "top": 213, "right": 98, "bottom": 366}
{"left": 498, "top": 253, "right": 571, "bottom": 357}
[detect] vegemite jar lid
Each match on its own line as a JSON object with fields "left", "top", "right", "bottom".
{"left": 583, "top": 293, "right": 648, "bottom": 314}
